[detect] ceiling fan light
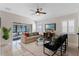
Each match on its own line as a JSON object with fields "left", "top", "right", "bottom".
{"left": 36, "top": 13, "right": 40, "bottom": 16}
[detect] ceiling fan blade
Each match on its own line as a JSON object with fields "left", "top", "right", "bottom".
{"left": 39, "top": 12, "right": 46, "bottom": 14}
{"left": 39, "top": 8, "right": 42, "bottom": 11}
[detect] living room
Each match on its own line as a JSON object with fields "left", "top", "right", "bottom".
{"left": 0, "top": 3, "right": 79, "bottom": 56}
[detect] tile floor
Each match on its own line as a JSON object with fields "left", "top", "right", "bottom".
{"left": 0, "top": 40, "right": 79, "bottom": 56}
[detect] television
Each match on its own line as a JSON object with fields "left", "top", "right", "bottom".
{"left": 45, "top": 23, "right": 56, "bottom": 30}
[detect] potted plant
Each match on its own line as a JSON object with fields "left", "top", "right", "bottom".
{"left": 2, "top": 27, "right": 11, "bottom": 40}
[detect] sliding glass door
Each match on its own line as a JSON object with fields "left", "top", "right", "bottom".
{"left": 13, "top": 24, "right": 32, "bottom": 33}
{"left": 12, "top": 23, "right": 32, "bottom": 41}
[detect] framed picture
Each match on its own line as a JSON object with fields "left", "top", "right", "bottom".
{"left": 45, "top": 23, "right": 56, "bottom": 31}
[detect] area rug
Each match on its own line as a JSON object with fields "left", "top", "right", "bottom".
{"left": 20, "top": 42, "right": 49, "bottom": 56}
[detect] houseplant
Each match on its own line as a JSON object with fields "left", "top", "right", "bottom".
{"left": 2, "top": 27, "right": 11, "bottom": 40}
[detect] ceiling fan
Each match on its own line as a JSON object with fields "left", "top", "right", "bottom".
{"left": 30, "top": 8, "right": 46, "bottom": 16}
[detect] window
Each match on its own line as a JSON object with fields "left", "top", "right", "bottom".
{"left": 17, "top": 25, "right": 21, "bottom": 33}
{"left": 25, "top": 26, "right": 27, "bottom": 32}
{"left": 13, "top": 24, "right": 32, "bottom": 33}
{"left": 68, "top": 20, "right": 74, "bottom": 34}
{"left": 62, "top": 20, "right": 75, "bottom": 34}
{"left": 13, "top": 25, "right": 17, "bottom": 33}
{"left": 21, "top": 25, "right": 25, "bottom": 32}
{"left": 62, "top": 21, "right": 67, "bottom": 33}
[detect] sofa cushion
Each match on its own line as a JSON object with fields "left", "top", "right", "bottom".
{"left": 33, "top": 32, "right": 39, "bottom": 35}
{"left": 29, "top": 33, "right": 34, "bottom": 36}
{"left": 24, "top": 32, "right": 29, "bottom": 37}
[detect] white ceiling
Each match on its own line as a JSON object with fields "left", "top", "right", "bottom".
{"left": 0, "top": 3, "right": 79, "bottom": 21}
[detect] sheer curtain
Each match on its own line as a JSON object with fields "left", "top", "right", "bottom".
{"left": 62, "top": 20, "right": 67, "bottom": 34}
{"left": 62, "top": 20, "right": 75, "bottom": 34}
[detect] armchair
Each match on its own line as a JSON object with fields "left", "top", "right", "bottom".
{"left": 43, "top": 34, "right": 68, "bottom": 56}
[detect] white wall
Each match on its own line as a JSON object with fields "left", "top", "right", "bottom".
{"left": 0, "top": 11, "right": 36, "bottom": 46}
{"left": 36, "top": 13, "right": 78, "bottom": 48}
{"left": 37, "top": 13, "right": 78, "bottom": 33}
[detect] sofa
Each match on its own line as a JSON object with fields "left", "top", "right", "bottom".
{"left": 21, "top": 32, "right": 40, "bottom": 44}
